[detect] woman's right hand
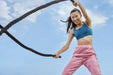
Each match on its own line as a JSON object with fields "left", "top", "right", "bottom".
{"left": 73, "top": 1, "right": 80, "bottom": 7}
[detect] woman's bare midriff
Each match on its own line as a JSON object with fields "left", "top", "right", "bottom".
{"left": 77, "top": 35, "right": 93, "bottom": 45}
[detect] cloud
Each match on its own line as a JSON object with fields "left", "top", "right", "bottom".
{"left": 93, "top": 5, "right": 99, "bottom": 10}
{"left": 12, "top": 0, "right": 45, "bottom": 23}
{"left": 0, "top": 0, "right": 11, "bottom": 20}
{"left": 108, "top": 0, "right": 113, "bottom": 5}
{"left": 86, "top": 9, "right": 108, "bottom": 28}
{"left": 0, "top": 0, "right": 45, "bottom": 24}
{"left": 6, "top": 0, "right": 15, "bottom": 3}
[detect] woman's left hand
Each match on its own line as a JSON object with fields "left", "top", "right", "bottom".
{"left": 53, "top": 53, "right": 60, "bottom": 58}
{"left": 73, "top": 1, "right": 80, "bottom": 7}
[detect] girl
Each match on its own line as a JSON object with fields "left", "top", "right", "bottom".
{"left": 54, "top": 1, "right": 101, "bottom": 75}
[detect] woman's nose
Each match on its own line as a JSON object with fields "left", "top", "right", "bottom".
{"left": 73, "top": 18, "right": 77, "bottom": 21}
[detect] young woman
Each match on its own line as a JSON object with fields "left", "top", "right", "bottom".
{"left": 53, "top": 1, "right": 101, "bottom": 75}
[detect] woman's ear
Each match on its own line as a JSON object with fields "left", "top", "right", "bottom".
{"left": 80, "top": 14, "right": 82, "bottom": 21}
{"left": 80, "top": 14, "right": 82, "bottom": 18}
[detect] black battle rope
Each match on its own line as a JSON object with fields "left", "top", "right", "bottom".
{"left": 0, "top": 0, "right": 74, "bottom": 58}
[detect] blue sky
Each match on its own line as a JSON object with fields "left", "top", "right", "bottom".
{"left": 0, "top": 0, "right": 113, "bottom": 75}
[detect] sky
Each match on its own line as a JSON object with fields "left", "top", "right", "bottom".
{"left": 0, "top": 0, "right": 113, "bottom": 75}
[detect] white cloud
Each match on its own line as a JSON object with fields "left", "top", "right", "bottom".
{"left": 0, "top": 0, "right": 45, "bottom": 25}
{"left": 93, "top": 5, "right": 99, "bottom": 10}
{"left": 56, "top": 3, "right": 75, "bottom": 19}
{"left": 0, "top": 0, "right": 11, "bottom": 20}
{"left": 6, "top": 0, "right": 16, "bottom": 3}
{"left": 12, "top": 0, "right": 45, "bottom": 23}
{"left": 108, "top": 0, "right": 113, "bottom": 5}
{"left": 86, "top": 9, "right": 108, "bottom": 28}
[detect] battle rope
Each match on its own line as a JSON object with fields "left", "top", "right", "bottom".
{"left": 0, "top": 0, "right": 74, "bottom": 58}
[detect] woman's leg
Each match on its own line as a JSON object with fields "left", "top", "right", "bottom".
{"left": 84, "top": 55, "right": 101, "bottom": 75}
{"left": 62, "top": 56, "right": 84, "bottom": 75}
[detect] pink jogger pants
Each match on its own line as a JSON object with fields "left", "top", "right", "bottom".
{"left": 62, "top": 45, "right": 101, "bottom": 75}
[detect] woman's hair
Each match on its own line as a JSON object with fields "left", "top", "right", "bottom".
{"left": 62, "top": 8, "right": 81, "bottom": 33}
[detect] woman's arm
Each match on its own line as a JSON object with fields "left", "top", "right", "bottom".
{"left": 73, "top": 1, "right": 91, "bottom": 26}
{"left": 54, "top": 29, "right": 74, "bottom": 58}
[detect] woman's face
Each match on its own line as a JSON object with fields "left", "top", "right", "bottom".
{"left": 71, "top": 11, "right": 82, "bottom": 25}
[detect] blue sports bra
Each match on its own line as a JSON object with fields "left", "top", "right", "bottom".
{"left": 73, "top": 23, "right": 93, "bottom": 40}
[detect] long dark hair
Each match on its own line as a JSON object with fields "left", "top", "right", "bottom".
{"left": 61, "top": 8, "right": 81, "bottom": 33}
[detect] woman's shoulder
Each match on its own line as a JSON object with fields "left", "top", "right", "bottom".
{"left": 70, "top": 28, "right": 74, "bottom": 35}
{"left": 71, "top": 28, "right": 74, "bottom": 32}
{"left": 83, "top": 21, "right": 92, "bottom": 29}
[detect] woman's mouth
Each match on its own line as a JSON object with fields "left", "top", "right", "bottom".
{"left": 74, "top": 20, "right": 79, "bottom": 24}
